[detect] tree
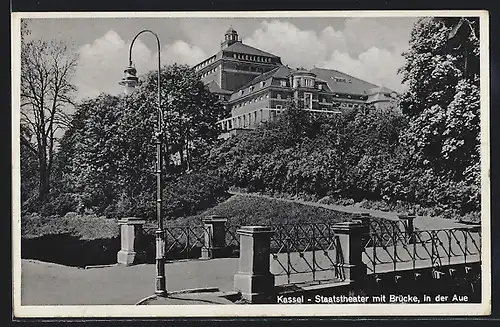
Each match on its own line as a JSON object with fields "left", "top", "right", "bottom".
{"left": 20, "top": 125, "right": 39, "bottom": 210}
{"left": 55, "top": 64, "right": 224, "bottom": 218}
{"left": 20, "top": 37, "right": 78, "bottom": 202}
{"left": 136, "top": 64, "right": 224, "bottom": 173}
{"left": 398, "top": 17, "right": 480, "bottom": 181}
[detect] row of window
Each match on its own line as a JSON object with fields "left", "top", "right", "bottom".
{"left": 195, "top": 56, "right": 216, "bottom": 71}
{"left": 239, "top": 80, "right": 268, "bottom": 96}
{"left": 339, "top": 102, "right": 362, "bottom": 108}
{"left": 332, "top": 93, "right": 366, "bottom": 100}
{"left": 233, "top": 94, "right": 270, "bottom": 108}
{"left": 332, "top": 76, "right": 353, "bottom": 83}
{"left": 201, "top": 67, "right": 218, "bottom": 79}
{"left": 280, "top": 78, "right": 326, "bottom": 90}
{"left": 232, "top": 53, "right": 273, "bottom": 63}
{"left": 293, "top": 76, "right": 315, "bottom": 88}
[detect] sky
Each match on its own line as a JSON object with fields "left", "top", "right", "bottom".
{"left": 23, "top": 16, "right": 420, "bottom": 101}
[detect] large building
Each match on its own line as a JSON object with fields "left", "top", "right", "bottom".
{"left": 193, "top": 27, "right": 398, "bottom": 138}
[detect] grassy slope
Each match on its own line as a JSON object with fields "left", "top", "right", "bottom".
{"left": 186, "top": 194, "right": 352, "bottom": 226}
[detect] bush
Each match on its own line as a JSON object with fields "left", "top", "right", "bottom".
{"left": 38, "top": 193, "right": 82, "bottom": 216}
{"left": 21, "top": 212, "right": 118, "bottom": 240}
{"left": 162, "top": 170, "right": 230, "bottom": 220}
{"left": 208, "top": 107, "right": 480, "bottom": 220}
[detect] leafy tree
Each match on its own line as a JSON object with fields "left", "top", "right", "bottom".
{"left": 54, "top": 64, "right": 225, "bottom": 218}
{"left": 135, "top": 64, "right": 224, "bottom": 172}
{"left": 398, "top": 17, "right": 480, "bottom": 180}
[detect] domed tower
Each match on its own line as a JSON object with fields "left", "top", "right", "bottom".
{"left": 221, "top": 26, "right": 240, "bottom": 49}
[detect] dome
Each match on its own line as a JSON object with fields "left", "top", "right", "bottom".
{"left": 226, "top": 26, "right": 237, "bottom": 35}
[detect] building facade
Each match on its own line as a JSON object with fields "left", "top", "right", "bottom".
{"left": 193, "top": 28, "right": 398, "bottom": 138}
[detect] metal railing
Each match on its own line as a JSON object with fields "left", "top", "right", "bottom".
{"left": 163, "top": 225, "right": 210, "bottom": 260}
{"left": 269, "top": 223, "right": 343, "bottom": 285}
{"left": 160, "top": 218, "right": 482, "bottom": 285}
{"left": 362, "top": 220, "right": 481, "bottom": 274}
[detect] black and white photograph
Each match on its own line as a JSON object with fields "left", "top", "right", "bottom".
{"left": 11, "top": 10, "right": 490, "bottom": 317}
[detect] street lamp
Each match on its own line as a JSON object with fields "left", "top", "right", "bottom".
{"left": 119, "top": 30, "right": 166, "bottom": 296}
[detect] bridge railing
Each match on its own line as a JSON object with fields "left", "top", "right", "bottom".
{"left": 362, "top": 216, "right": 482, "bottom": 274}
{"left": 268, "top": 223, "right": 343, "bottom": 285}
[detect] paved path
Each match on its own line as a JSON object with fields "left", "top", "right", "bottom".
{"left": 21, "top": 258, "right": 238, "bottom": 305}
{"left": 228, "top": 191, "right": 475, "bottom": 231}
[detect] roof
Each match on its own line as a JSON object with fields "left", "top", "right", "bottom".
{"left": 309, "top": 67, "right": 379, "bottom": 95}
{"left": 226, "top": 26, "right": 237, "bottom": 34}
{"left": 228, "top": 65, "right": 296, "bottom": 102}
{"left": 366, "top": 85, "right": 396, "bottom": 95}
{"left": 205, "top": 80, "right": 233, "bottom": 95}
{"left": 223, "top": 42, "right": 279, "bottom": 58}
{"left": 194, "top": 42, "right": 280, "bottom": 72}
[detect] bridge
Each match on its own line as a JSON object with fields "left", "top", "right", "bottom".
{"left": 120, "top": 212, "right": 481, "bottom": 303}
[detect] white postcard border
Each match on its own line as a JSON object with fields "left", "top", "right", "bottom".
{"left": 11, "top": 9, "right": 491, "bottom": 318}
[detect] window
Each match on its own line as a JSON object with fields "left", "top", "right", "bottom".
{"left": 276, "top": 105, "right": 283, "bottom": 109}
{"left": 250, "top": 86, "right": 254, "bottom": 92}
{"left": 317, "top": 84, "right": 323, "bottom": 90}
{"left": 276, "top": 94, "right": 281, "bottom": 100}
{"left": 332, "top": 76, "right": 347, "bottom": 83}
{"left": 260, "top": 81, "right": 266, "bottom": 87}
{"left": 240, "top": 90, "right": 244, "bottom": 95}
{"left": 304, "top": 92, "right": 313, "bottom": 109}
{"left": 280, "top": 80, "right": 287, "bottom": 87}
{"left": 304, "top": 78, "right": 314, "bottom": 87}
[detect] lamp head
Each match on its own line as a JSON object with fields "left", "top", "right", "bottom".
{"left": 119, "top": 65, "right": 140, "bottom": 94}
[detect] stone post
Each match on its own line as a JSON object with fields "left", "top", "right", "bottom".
{"left": 234, "top": 226, "right": 275, "bottom": 303}
{"left": 332, "top": 221, "right": 368, "bottom": 283}
{"left": 352, "top": 212, "right": 372, "bottom": 248}
{"left": 353, "top": 212, "right": 372, "bottom": 227}
{"left": 117, "top": 217, "right": 146, "bottom": 266}
{"left": 201, "top": 215, "right": 228, "bottom": 259}
{"left": 398, "top": 214, "right": 417, "bottom": 244}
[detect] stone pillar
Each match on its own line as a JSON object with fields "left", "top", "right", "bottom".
{"left": 201, "top": 215, "right": 228, "bottom": 259}
{"left": 117, "top": 217, "right": 146, "bottom": 266}
{"left": 353, "top": 212, "right": 372, "bottom": 227}
{"left": 352, "top": 212, "right": 372, "bottom": 248}
{"left": 234, "top": 226, "right": 275, "bottom": 303}
{"left": 398, "top": 214, "right": 416, "bottom": 244}
{"left": 332, "top": 221, "right": 368, "bottom": 283}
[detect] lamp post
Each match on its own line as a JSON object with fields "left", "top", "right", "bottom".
{"left": 119, "top": 30, "right": 166, "bottom": 295}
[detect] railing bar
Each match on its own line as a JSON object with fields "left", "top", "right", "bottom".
{"left": 287, "top": 238, "right": 291, "bottom": 285}
{"left": 312, "top": 226, "right": 316, "bottom": 281}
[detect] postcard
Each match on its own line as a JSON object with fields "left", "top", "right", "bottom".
{"left": 11, "top": 10, "right": 490, "bottom": 317}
